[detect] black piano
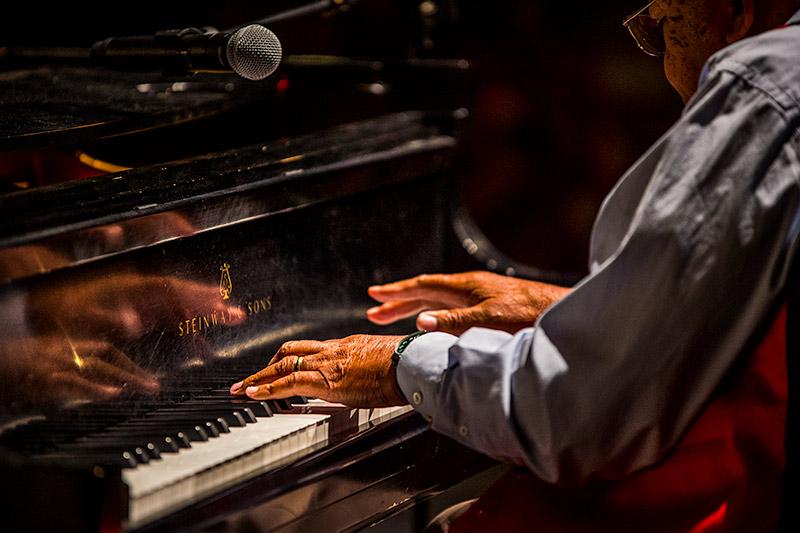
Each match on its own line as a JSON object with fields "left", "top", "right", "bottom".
{"left": 0, "top": 3, "right": 508, "bottom": 532}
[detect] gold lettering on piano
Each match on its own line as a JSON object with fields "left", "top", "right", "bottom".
{"left": 177, "top": 297, "right": 272, "bottom": 337}
{"left": 176, "top": 263, "right": 273, "bottom": 337}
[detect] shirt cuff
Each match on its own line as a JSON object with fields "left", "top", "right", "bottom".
{"left": 395, "top": 331, "right": 457, "bottom": 420}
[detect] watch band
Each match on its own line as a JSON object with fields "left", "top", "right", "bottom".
{"left": 392, "top": 330, "right": 430, "bottom": 365}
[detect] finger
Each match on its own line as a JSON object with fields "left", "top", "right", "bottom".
{"left": 232, "top": 355, "right": 303, "bottom": 394}
{"left": 416, "top": 306, "right": 488, "bottom": 335}
{"left": 368, "top": 274, "right": 469, "bottom": 306}
{"left": 231, "top": 343, "right": 325, "bottom": 394}
{"left": 268, "top": 340, "right": 326, "bottom": 365}
{"left": 366, "top": 300, "right": 444, "bottom": 325}
{"left": 245, "top": 371, "right": 328, "bottom": 400}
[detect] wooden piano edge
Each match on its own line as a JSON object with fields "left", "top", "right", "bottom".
{"left": 130, "top": 411, "right": 500, "bottom": 533}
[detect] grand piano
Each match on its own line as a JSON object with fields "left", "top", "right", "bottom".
{"left": 0, "top": 2, "right": 509, "bottom": 532}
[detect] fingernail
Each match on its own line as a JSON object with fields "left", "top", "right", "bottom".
{"left": 245, "top": 386, "right": 260, "bottom": 396}
{"left": 418, "top": 313, "right": 437, "bottom": 330}
{"left": 367, "top": 306, "right": 380, "bottom": 314}
{"left": 230, "top": 381, "right": 243, "bottom": 394}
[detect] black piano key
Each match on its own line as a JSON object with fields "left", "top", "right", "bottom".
{"left": 273, "top": 399, "right": 293, "bottom": 412}
{"left": 36, "top": 450, "right": 139, "bottom": 469}
{"left": 119, "top": 417, "right": 230, "bottom": 438}
{"left": 237, "top": 400, "right": 273, "bottom": 417}
{"left": 110, "top": 424, "right": 207, "bottom": 443}
{"left": 144, "top": 410, "right": 250, "bottom": 428}
{"left": 133, "top": 447, "right": 150, "bottom": 464}
{"left": 149, "top": 406, "right": 258, "bottom": 424}
{"left": 145, "top": 442, "right": 162, "bottom": 459}
{"left": 185, "top": 397, "right": 274, "bottom": 417}
{"left": 110, "top": 425, "right": 195, "bottom": 447}
{"left": 202, "top": 420, "right": 221, "bottom": 437}
{"left": 67, "top": 437, "right": 163, "bottom": 456}
{"left": 58, "top": 441, "right": 155, "bottom": 464}
{"left": 190, "top": 425, "right": 209, "bottom": 442}
{"left": 211, "top": 399, "right": 274, "bottom": 417}
{"left": 81, "top": 433, "right": 180, "bottom": 453}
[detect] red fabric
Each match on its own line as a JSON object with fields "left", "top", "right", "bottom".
{"left": 452, "top": 307, "right": 788, "bottom": 532}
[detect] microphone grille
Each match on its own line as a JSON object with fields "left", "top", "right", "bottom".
{"left": 226, "top": 24, "right": 282, "bottom": 81}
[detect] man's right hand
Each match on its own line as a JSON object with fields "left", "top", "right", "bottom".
{"left": 367, "top": 271, "right": 571, "bottom": 336}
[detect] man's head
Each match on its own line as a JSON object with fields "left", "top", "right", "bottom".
{"left": 646, "top": 0, "right": 800, "bottom": 102}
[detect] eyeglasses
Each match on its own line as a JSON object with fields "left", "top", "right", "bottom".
{"left": 623, "top": 0, "right": 666, "bottom": 57}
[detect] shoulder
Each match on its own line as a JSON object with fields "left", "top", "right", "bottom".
{"left": 703, "top": 25, "right": 800, "bottom": 114}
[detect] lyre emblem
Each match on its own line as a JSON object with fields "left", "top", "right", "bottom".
{"left": 219, "top": 263, "right": 233, "bottom": 300}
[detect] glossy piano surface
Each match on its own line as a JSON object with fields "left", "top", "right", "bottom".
{"left": 0, "top": 110, "right": 497, "bottom": 532}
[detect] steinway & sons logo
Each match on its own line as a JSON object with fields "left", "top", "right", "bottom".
{"left": 219, "top": 262, "right": 233, "bottom": 300}
{"left": 177, "top": 262, "right": 272, "bottom": 337}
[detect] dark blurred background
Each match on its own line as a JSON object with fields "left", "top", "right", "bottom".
{"left": 1, "top": 0, "right": 683, "bottom": 278}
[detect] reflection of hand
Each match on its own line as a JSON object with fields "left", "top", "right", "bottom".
{"left": 367, "top": 271, "right": 571, "bottom": 335}
{"left": 84, "top": 212, "right": 196, "bottom": 251}
{"left": 230, "top": 335, "right": 406, "bottom": 408}
{"left": 0, "top": 245, "right": 68, "bottom": 280}
{"left": 29, "top": 274, "right": 244, "bottom": 342}
{"left": 0, "top": 337, "right": 159, "bottom": 406}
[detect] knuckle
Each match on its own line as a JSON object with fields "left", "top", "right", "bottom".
{"left": 279, "top": 341, "right": 295, "bottom": 354}
{"left": 416, "top": 274, "right": 435, "bottom": 287}
{"left": 277, "top": 358, "right": 293, "bottom": 373}
{"left": 437, "top": 312, "right": 457, "bottom": 327}
{"left": 325, "top": 361, "right": 345, "bottom": 382}
{"left": 418, "top": 273, "right": 445, "bottom": 286}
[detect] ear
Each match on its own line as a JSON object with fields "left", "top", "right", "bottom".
{"left": 726, "top": 0, "right": 755, "bottom": 43}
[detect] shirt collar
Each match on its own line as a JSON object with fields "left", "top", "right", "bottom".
{"left": 788, "top": 9, "right": 800, "bottom": 25}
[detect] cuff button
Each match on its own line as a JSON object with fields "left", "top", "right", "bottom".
{"left": 459, "top": 425, "right": 469, "bottom": 437}
{"left": 412, "top": 391, "right": 423, "bottom": 405}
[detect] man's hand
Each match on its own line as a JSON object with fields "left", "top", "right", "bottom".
{"left": 367, "top": 271, "right": 571, "bottom": 335}
{"left": 230, "top": 335, "right": 406, "bottom": 408}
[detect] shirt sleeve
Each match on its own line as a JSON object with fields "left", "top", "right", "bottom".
{"left": 396, "top": 60, "right": 800, "bottom": 486}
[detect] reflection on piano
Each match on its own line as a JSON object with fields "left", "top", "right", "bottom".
{"left": 0, "top": 4, "right": 502, "bottom": 530}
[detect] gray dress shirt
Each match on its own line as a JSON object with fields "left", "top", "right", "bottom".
{"left": 396, "top": 12, "right": 800, "bottom": 485}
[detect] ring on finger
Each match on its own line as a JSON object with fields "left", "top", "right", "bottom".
{"left": 293, "top": 356, "right": 304, "bottom": 373}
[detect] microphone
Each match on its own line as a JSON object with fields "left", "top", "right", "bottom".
{"left": 90, "top": 25, "right": 282, "bottom": 80}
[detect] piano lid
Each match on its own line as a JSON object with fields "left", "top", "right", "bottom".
{"left": 0, "top": 111, "right": 458, "bottom": 276}
{"left": 0, "top": 67, "right": 281, "bottom": 152}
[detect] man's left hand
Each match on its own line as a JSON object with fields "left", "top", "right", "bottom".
{"left": 230, "top": 335, "right": 406, "bottom": 408}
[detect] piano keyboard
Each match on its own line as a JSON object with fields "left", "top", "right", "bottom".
{"left": 1, "top": 384, "right": 411, "bottom": 528}
{"left": 123, "top": 398, "right": 410, "bottom": 526}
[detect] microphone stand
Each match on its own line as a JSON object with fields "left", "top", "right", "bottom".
{"left": 226, "top": 0, "right": 360, "bottom": 31}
